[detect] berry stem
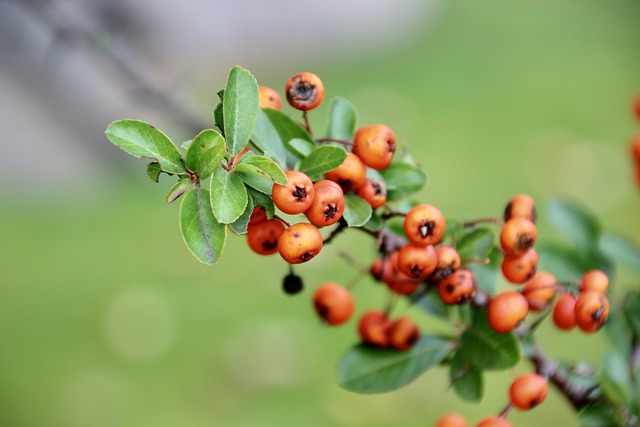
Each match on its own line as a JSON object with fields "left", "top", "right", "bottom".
{"left": 498, "top": 403, "right": 513, "bottom": 418}
{"left": 315, "top": 137, "right": 354, "bottom": 147}
{"left": 273, "top": 215, "right": 292, "bottom": 228}
{"left": 302, "top": 111, "right": 312, "bottom": 135}
{"left": 324, "top": 219, "right": 348, "bottom": 245}
{"left": 462, "top": 216, "right": 501, "bottom": 228}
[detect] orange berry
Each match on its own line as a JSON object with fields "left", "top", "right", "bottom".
{"left": 325, "top": 152, "right": 367, "bottom": 193}
{"left": 277, "top": 222, "right": 323, "bottom": 264}
{"left": 378, "top": 252, "right": 420, "bottom": 295}
{"left": 388, "top": 316, "right": 420, "bottom": 351}
{"left": 631, "top": 135, "right": 640, "bottom": 163}
{"left": 356, "top": 177, "right": 387, "bottom": 209}
{"left": 304, "top": 180, "right": 345, "bottom": 227}
{"left": 488, "top": 291, "right": 529, "bottom": 333}
{"left": 353, "top": 124, "right": 396, "bottom": 170}
{"left": 246, "top": 219, "right": 285, "bottom": 255}
{"left": 552, "top": 292, "right": 578, "bottom": 331}
{"left": 575, "top": 291, "right": 610, "bottom": 333}
{"left": 285, "top": 72, "right": 324, "bottom": 111}
{"left": 430, "top": 245, "right": 461, "bottom": 281}
{"left": 403, "top": 204, "right": 446, "bottom": 247}
{"left": 248, "top": 205, "right": 267, "bottom": 226}
{"left": 522, "top": 271, "right": 557, "bottom": 311}
{"left": 397, "top": 243, "right": 438, "bottom": 279}
{"left": 358, "top": 310, "right": 392, "bottom": 347}
{"left": 435, "top": 413, "right": 470, "bottom": 427}
{"left": 633, "top": 95, "right": 640, "bottom": 122}
{"left": 438, "top": 269, "right": 477, "bottom": 305}
{"left": 580, "top": 270, "right": 609, "bottom": 295}
{"left": 476, "top": 416, "right": 513, "bottom": 427}
{"left": 504, "top": 194, "right": 537, "bottom": 223}
{"left": 501, "top": 248, "right": 539, "bottom": 284}
{"left": 271, "top": 170, "right": 314, "bottom": 215}
{"left": 313, "top": 283, "right": 354, "bottom": 326}
{"left": 509, "top": 373, "right": 548, "bottom": 410}
{"left": 258, "top": 85, "right": 282, "bottom": 110}
{"left": 500, "top": 218, "right": 537, "bottom": 256}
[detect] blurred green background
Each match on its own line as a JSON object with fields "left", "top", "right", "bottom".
{"left": 1, "top": 0, "right": 639, "bottom": 426}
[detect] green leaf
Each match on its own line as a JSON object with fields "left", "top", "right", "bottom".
{"left": 450, "top": 351, "right": 483, "bottom": 402}
{"left": 263, "top": 108, "right": 314, "bottom": 143}
{"left": 537, "top": 243, "right": 586, "bottom": 281}
{"left": 601, "top": 351, "right": 630, "bottom": 407}
{"left": 105, "top": 119, "right": 184, "bottom": 174}
{"left": 147, "top": 162, "right": 162, "bottom": 183}
{"left": 459, "top": 309, "right": 520, "bottom": 370}
{"left": 457, "top": 227, "right": 495, "bottom": 262}
{"left": 412, "top": 291, "right": 449, "bottom": 319}
{"left": 179, "top": 188, "right": 227, "bottom": 266}
{"left": 364, "top": 212, "right": 384, "bottom": 232}
{"left": 286, "top": 137, "right": 315, "bottom": 157}
{"left": 185, "top": 129, "right": 226, "bottom": 180}
{"left": 228, "top": 193, "right": 254, "bottom": 236}
{"left": 577, "top": 403, "right": 620, "bottom": 427}
{"left": 624, "top": 293, "right": 640, "bottom": 338}
{"left": 327, "top": 96, "right": 356, "bottom": 141}
{"left": 210, "top": 168, "right": 248, "bottom": 224}
{"left": 247, "top": 188, "right": 275, "bottom": 219}
{"left": 239, "top": 155, "right": 287, "bottom": 185}
{"left": 343, "top": 194, "right": 373, "bottom": 227}
{"left": 166, "top": 177, "right": 194, "bottom": 204}
{"left": 547, "top": 199, "right": 601, "bottom": 249}
{"left": 469, "top": 247, "right": 501, "bottom": 295}
{"left": 224, "top": 66, "right": 259, "bottom": 156}
{"left": 236, "top": 164, "right": 275, "bottom": 194}
{"left": 604, "top": 310, "right": 632, "bottom": 357}
{"left": 250, "top": 109, "right": 288, "bottom": 168}
{"left": 180, "top": 140, "right": 193, "bottom": 151}
{"left": 380, "top": 162, "right": 427, "bottom": 201}
{"left": 599, "top": 233, "right": 640, "bottom": 273}
{"left": 336, "top": 335, "right": 453, "bottom": 394}
{"left": 299, "top": 145, "right": 348, "bottom": 178}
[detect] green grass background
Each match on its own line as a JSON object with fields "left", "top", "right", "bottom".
{"left": 1, "top": 1, "right": 640, "bottom": 426}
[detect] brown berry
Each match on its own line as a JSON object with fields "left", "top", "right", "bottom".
{"left": 397, "top": 243, "right": 438, "bottom": 279}
{"left": 501, "top": 248, "right": 539, "bottom": 284}
{"left": 258, "top": 85, "right": 282, "bottom": 110}
{"left": 353, "top": 124, "right": 396, "bottom": 170}
{"left": 500, "top": 218, "right": 537, "bottom": 256}
{"left": 285, "top": 72, "right": 324, "bottom": 111}
{"left": 304, "top": 180, "right": 345, "bottom": 227}
{"left": 326, "top": 152, "right": 367, "bottom": 193}
{"left": 580, "top": 270, "right": 609, "bottom": 295}
{"left": 435, "top": 413, "right": 470, "bottom": 427}
{"left": 271, "top": 170, "right": 314, "bottom": 215}
{"left": 504, "top": 194, "right": 537, "bottom": 223}
{"left": 278, "top": 222, "right": 323, "bottom": 264}
{"left": 403, "top": 204, "right": 446, "bottom": 247}
{"left": 509, "top": 373, "right": 548, "bottom": 410}
{"left": 575, "top": 291, "right": 610, "bottom": 333}
{"left": 313, "top": 283, "right": 354, "bottom": 326}
{"left": 552, "top": 292, "right": 578, "bottom": 331}
{"left": 488, "top": 291, "right": 529, "bottom": 333}
{"left": 438, "top": 269, "right": 477, "bottom": 305}
{"left": 358, "top": 310, "right": 392, "bottom": 347}
{"left": 246, "top": 219, "right": 285, "bottom": 255}
{"left": 356, "top": 177, "right": 387, "bottom": 209}
{"left": 388, "top": 316, "right": 420, "bottom": 351}
{"left": 522, "top": 271, "right": 556, "bottom": 311}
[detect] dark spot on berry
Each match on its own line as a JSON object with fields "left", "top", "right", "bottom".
{"left": 592, "top": 305, "right": 604, "bottom": 322}
{"left": 418, "top": 220, "right": 436, "bottom": 238}
{"left": 289, "top": 76, "right": 318, "bottom": 106}
{"left": 386, "top": 138, "right": 395, "bottom": 153}
{"left": 314, "top": 300, "right": 329, "bottom": 319}
{"left": 515, "top": 234, "right": 534, "bottom": 252}
{"left": 292, "top": 232, "right": 301, "bottom": 238}
{"left": 445, "top": 284, "right": 455, "bottom": 294}
{"left": 292, "top": 185, "right": 308, "bottom": 202}
{"left": 371, "top": 179, "right": 386, "bottom": 196}
{"left": 300, "top": 251, "right": 316, "bottom": 262}
{"left": 409, "top": 265, "right": 423, "bottom": 277}
{"left": 262, "top": 239, "right": 278, "bottom": 250}
{"left": 324, "top": 203, "right": 338, "bottom": 220}
{"left": 406, "top": 330, "right": 419, "bottom": 347}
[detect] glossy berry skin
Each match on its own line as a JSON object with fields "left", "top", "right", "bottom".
{"left": 325, "top": 152, "right": 367, "bottom": 193}
{"left": 476, "top": 417, "right": 512, "bottom": 427}
{"left": 488, "top": 291, "right": 529, "bottom": 333}
{"left": 438, "top": 269, "right": 476, "bottom": 305}
{"left": 552, "top": 292, "right": 578, "bottom": 331}
{"left": 388, "top": 316, "right": 420, "bottom": 351}
{"left": 356, "top": 177, "right": 387, "bottom": 209}
{"left": 313, "top": 283, "right": 354, "bottom": 326}
{"left": 501, "top": 248, "right": 539, "bottom": 284}
{"left": 500, "top": 218, "right": 537, "bottom": 256}
{"left": 580, "top": 270, "right": 609, "bottom": 295}
{"left": 282, "top": 273, "right": 303, "bottom": 295}
{"left": 258, "top": 85, "right": 282, "bottom": 110}
{"left": 371, "top": 253, "right": 420, "bottom": 295}
{"left": 504, "top": 194, "right": 537, "bottom": 223}
{"left": 509, "top": 373, "right": 548, "bottom": 410}
{"left": 403, "top": 204, "right": 446, "bottom": 247}
{"left": 575, "top": 291, "right": 610, "bottom": 333}
{"left": 278, "top": 222, "right": 323, "bottom": 264}
{"left": 285, "top": 72, "right": 324, "bottom": 111}
{"left": 430, "top": 245, "right": 461, "bottom": 281}
{"left": 358, "top": 310, "right": 392, "bottom": 347}
{"left": 246, "top": 219, "right": 285, "bottom": 255}
{"left": 522, "top": 271, "right": 556, "bottom": 311}
{"left": 435, "top": 413, "right": 470, "bottom": 427}
{"left": 353, "top": 124, "right": 396, "bottom": 170}
{"left": 272, "top": 170, "right": 314, "bottom": 215}
{"left": 397, "top": 243, "right": 438, "bottom": 279}
{"left": 248, "top": 206, "right": 267, "bottom": 226}
{"left": 304, "top": 180, "right": 345, "bottom": 227}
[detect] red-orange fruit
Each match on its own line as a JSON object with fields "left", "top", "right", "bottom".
{"left": 552, "top": 292, "right": 578, "bottom": 331}
{"left": 304, "top": 180, "right": 345, "bottom": 227}
{"left": 388, "top": 316, "right": 420, "bottom": 351}
{"left": 285, "top": 72, "right": 324, "bottom": 111}
{"left": 403, "top": 204, "right": 446, "bottom": 247}
{"left": 353, "top": 124, "right": 396, "bottom": 170}
{"left": 522, "top": 271, "right": 556, "bottom": 311}
{"left": 504, "top": 194, "right": 537, "bottom": 223}
{"left": 501, "top": 248, "right": 539, "bottom": 284}
{"left": 358, "top": 310, "right": 392, "bottom": 347}
{"left": 246, "top": 219, "right": 285, "bottom": 255}
{"left": 575, "top": 291, "right": 610, "bottom": 333}
{"left": 500, "top": 218, "right": 537, "bottom": 256}
{"left": 258, "top": 85, "right": 282, "bottom": 110}
{"left": 430, "top": 245, "right": 461, "bottom": 281}
{"left": 633, "top": 95, "right": 640, "bottom": 122}
{"left": 271, "top": 170, "right": 314, "bottom": 215}
{"left": 475, "top": 416, "right": 513, "bottom": 427}
{"left": 579, "top": 270, "right": 609, "bottom": 295}
{"left": 356, "top": 177, "right": 387, "bottom": 209}
{"left": 325, "top": 152, "right": 367, "bottom": 193}
{"left": 509, "top": 373, "right": 548, "bottom": 410}
{"left": 435, "top": 413, "right": 470, "bottom": 427}
{"left": 376, "top": 252, "right": 420, "bottom": 295}
{"left": 438, "top": 269, "right": 477, "bottom": 305}
{"left": 487, "top": 291, "right": 529, "bottom": 333}
{"left": 631, "top": 135, "right": 640, "bottom": 163}
{"left": 248, "top": 205, "right": 267, "bottom": 226}
{"left": 313, "top": 283, "right": 354, "bottom": 326}
{"left": 277, "top": 222, "right": 323, "bottom": 264}
{"left": 397, "top": 243, "right": 438, "bottom": 279}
